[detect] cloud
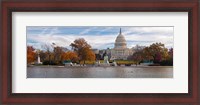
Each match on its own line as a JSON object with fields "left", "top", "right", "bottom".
{"left": 27, "top": 26, "right": 173, "bottom": 50}
{"left": 79, "top": 27, "right": 94, "bottom": 35}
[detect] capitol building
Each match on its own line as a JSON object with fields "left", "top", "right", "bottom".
{"left": 110, "top": 29, "right": 133, "bottom": 60}
{"left": 93, "top": 28, "right": 134, "bottom": 60}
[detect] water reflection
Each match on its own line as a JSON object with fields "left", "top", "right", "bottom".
{"left": 27, "top": 66, "right": 173, "bottom": 78}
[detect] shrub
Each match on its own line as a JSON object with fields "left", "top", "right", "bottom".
{"left": 159, "top": 60, "right": 173, "bottom": 66}
{"left": 125, "top": 64, "right": 131, "bottom": 66}
{"left": 43, "top": 60, "right": 57, "bottom": 65}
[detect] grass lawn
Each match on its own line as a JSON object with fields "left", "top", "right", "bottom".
{"left": 115, "top": 60, "right": 135, "bottom": 65}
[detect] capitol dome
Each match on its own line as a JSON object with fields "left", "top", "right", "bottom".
{"left": 114, "top": 28, "right": 127, "bottom": 49}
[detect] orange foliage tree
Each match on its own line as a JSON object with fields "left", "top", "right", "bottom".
{"left": 81, "top": 47, "right": 95, "bottom": 62}
{"left": 53, "top": 46, "right": 64, "bottom": 64}
{"left": 70, "top": 38, "right": 95, "bottom": 64}
{"left": 61, "top": 51, "right": 79, "bottom": 63}
{"left": 142, "top": 42, "right": 169, "bottom": 63}
{"left": 27, "top": 46, "right": 36, "bottom": 64}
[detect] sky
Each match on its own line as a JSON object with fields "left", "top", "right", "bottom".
{"left": 27, "top": 26, "right": 173, "bottom": 50}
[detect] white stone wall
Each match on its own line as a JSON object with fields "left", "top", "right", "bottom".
{"left": 110, "top": 48, "right": 133, "bottom": 60}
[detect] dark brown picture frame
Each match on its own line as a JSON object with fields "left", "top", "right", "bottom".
{"left": 1, "top": 0, "right": 199, "bottom": 104}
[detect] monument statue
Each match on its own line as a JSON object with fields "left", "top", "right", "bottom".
{"left": 36, "top": 49, "right": 42, "bottom": 64}
{"left": 104, "top": 55, "right": 109, "bottom": 64}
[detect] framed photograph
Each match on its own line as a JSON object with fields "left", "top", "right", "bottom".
{"left": 1, "top": 0, "right": 199, "bottom": 104}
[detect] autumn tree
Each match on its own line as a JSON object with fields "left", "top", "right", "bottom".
{"left": 168, "top": 48, "right": 173, "bottom": 60}
{"left": 142, "top": 42, "right": 169, "bottom": 63}
{"left": 157, "top": 48, "right": 173, "bottom": 66}
{"left": 134, "top": 44, "right": 145, "bottom": 52}
{"left": 70, "top": 38, "right": 96, "bottom": 65}
{"left": 42, "top": 44, "right": 52, "bottom": 64}
{"left": 37, "top": 50, "right": 47, "bottom": 62}
{"left": 53, "top": 46, "right": 64, "bottom": 64}
{"left": 154, "top": 53, "right": 162, "bottom": 63}
{"left": 142, "top": 47, "right": 153, "bottom": 61}
{"left": 168, "top": 48, "right": 173, "bottom": 65}
{"left": 81, "top": 47, "right": 96, "bottom": 62}
{"left": 132, "top": 51, "right": 142, "bottom": 66}
{"left": 61, "top": 51, "right": 79, "bottom": 63}
{"left": 27, "top": 46, "right": 36, "bottom": 64}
